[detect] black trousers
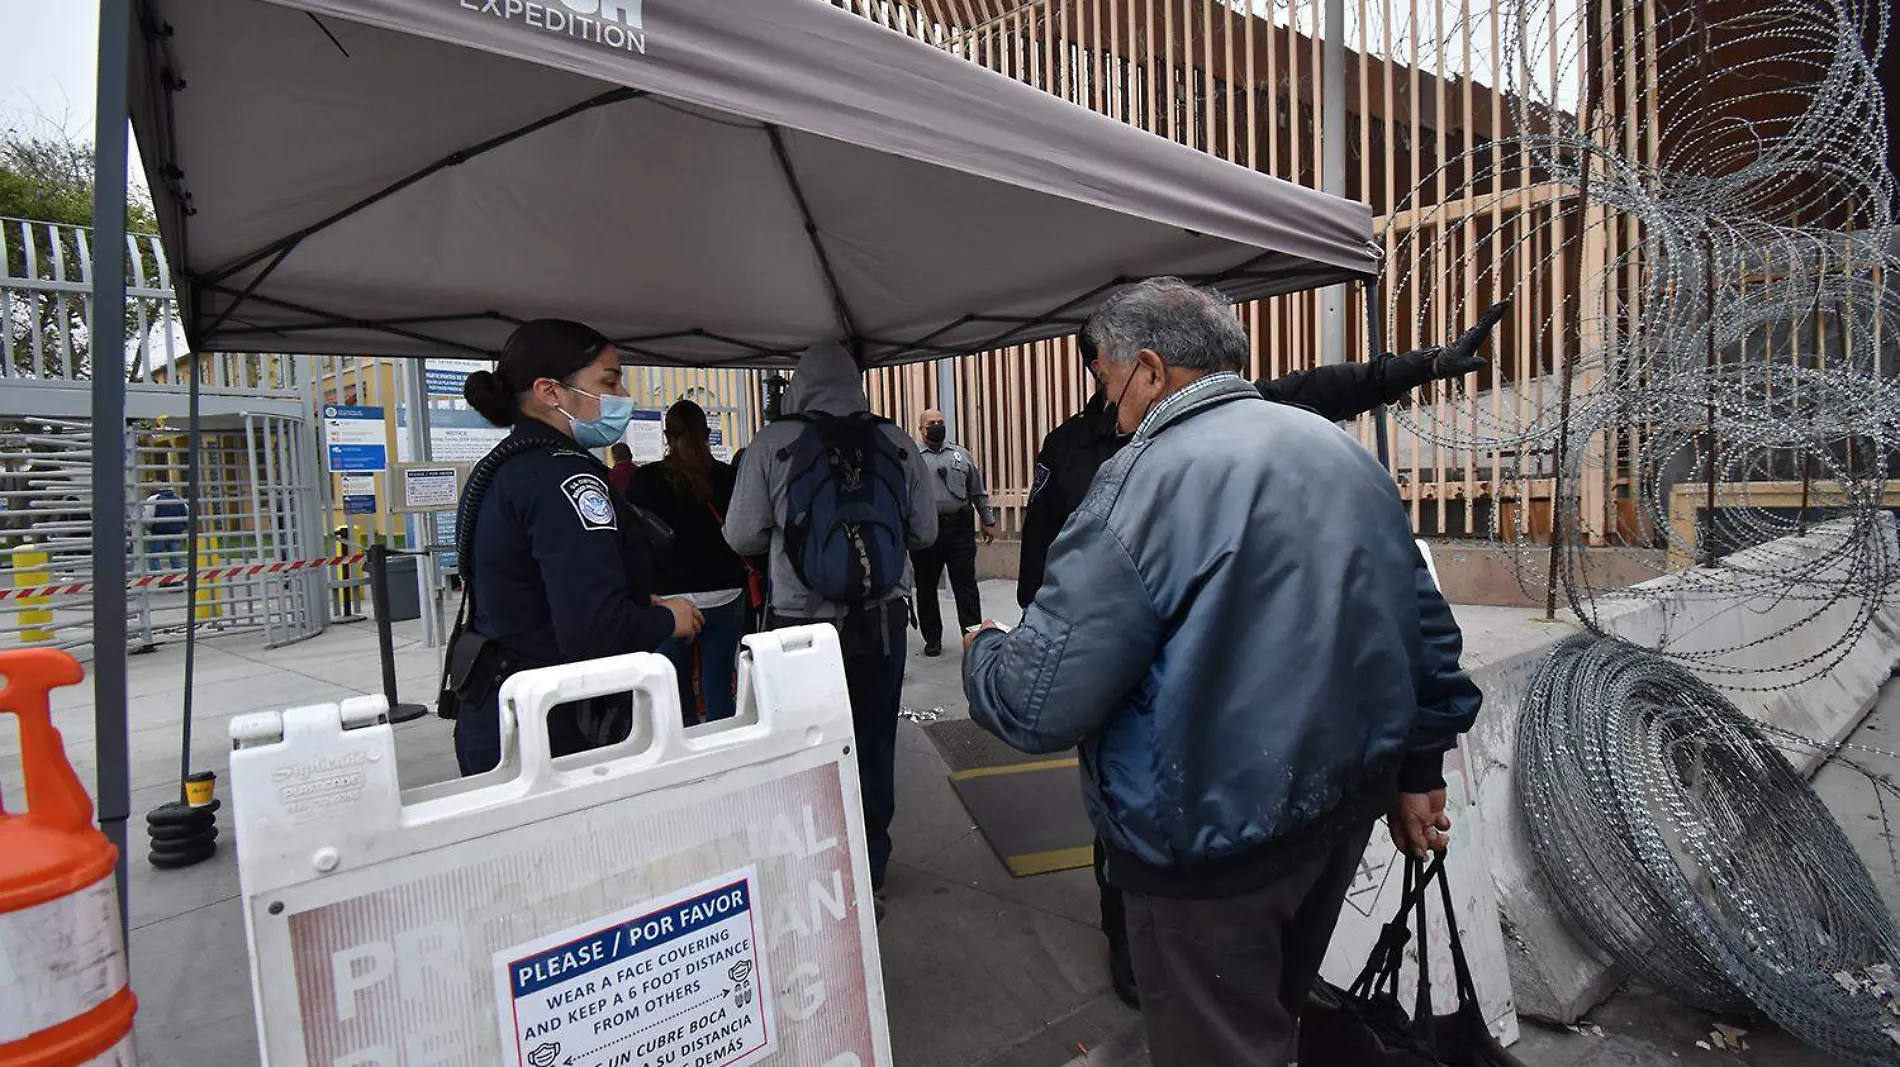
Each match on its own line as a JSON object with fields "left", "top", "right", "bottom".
{"left": 770, "top": 603, "right": 908, "bottom": 890}
{"left": 1095, "top": 838, "right": 1127, "bottom": 945}
{"left": 911, "top": 508, "right": 983, "bottom": 644}
{"left": 454, "top": 693, "right": 630, "bottom": 776}
{"left": 1122, "top": 822, "right": 1375, "bottom": 1067}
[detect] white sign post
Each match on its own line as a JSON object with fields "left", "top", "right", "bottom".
{"left": 229, "top": 627, "right": 892, "bottom": 1067}
{"left": 389, "top": 464, "right": 466, "bottom": 514}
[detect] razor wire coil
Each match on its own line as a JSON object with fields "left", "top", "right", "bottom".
{"left": 1518, "top": 634, "right": 1900, "bottom": 1063}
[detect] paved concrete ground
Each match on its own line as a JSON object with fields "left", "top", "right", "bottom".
{"left": 7, "top": 581, "right": 1895, "bottom": 1066}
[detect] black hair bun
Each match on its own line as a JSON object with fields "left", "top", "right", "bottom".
{"left": 464, "top": 369, "right": 517, "bottom": 426}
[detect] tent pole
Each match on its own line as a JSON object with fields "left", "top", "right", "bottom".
{"left": 1365, "top": 277, "right": 1391, "bottom": 471}
{"left": 1320, "top": 0, "right": 1348, "bottom": 367}
{"left": 91, "top": 0, "right": 135, "bottom": 940}
{"left": 179, "top": 352, "right": 203, "bottom": 798}
{"left": 401, "top": 357, "right": 441, "bottom": 648}
{"left": 936, "top": 358, "right": 958, "bottom": 441}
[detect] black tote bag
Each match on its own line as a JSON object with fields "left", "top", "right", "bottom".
{"left": 1298, "top": 853, "right": 1528, "bottom": 1067}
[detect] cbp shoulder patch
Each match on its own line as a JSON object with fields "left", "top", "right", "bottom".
{"left": 560, "top": 474, "right": 617, "bottom": 532}
{"left": 1028, "top": 463, "right": 1052, "bottom": 502}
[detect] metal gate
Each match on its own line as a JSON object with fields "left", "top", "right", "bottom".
{"left": 0, "top": 413, "right": 328, "bottom": 655}
{"left": 2, "top": 216, "right": 331, "bottom": 655}
{"left": 241, "top": 413, "right": 327, "bottom": 647}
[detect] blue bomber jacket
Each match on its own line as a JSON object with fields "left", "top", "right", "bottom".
{"left": 964, "top": 372, "right": 1482, "bottom": 899}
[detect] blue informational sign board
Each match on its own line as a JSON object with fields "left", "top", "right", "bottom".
{"left": 340, "top": 474, "right": 377, "bottom": 515}
{"left": 323, "top": 405, "right": 388, "bottom": 473}
{"left": 424, "top": 369, "right": 469, "bottom": 395}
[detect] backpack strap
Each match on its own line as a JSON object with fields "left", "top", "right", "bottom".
{"left": 770, "top": 412, "right": 815, "bottom": 460}
{"left": 453, "top": 435, "right": 578, "bottom": 593}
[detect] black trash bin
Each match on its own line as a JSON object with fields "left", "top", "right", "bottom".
{"left": 381, "top": 554, "right": 421, "bottom": 622}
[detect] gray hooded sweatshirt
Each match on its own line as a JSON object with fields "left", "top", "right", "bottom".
{"left": 724, "top": 341, "right": 938, "bottom": 619}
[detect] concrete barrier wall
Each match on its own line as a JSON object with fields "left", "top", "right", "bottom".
{"left": 978, "top": 539, "right": 1670, "bottom": 608}
{"left": 1428, "top": 543, "right": 1668, "bottom": 608}
{"left": 1462, "top": 519, "right": 1900, "bottom": 1021}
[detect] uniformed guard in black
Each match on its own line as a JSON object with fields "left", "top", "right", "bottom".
{"left": 1017, "top": 307, "right": 1506, "bottom": 1007}
{"left": 451, "top": 319, "right": 705, "bottom": 776}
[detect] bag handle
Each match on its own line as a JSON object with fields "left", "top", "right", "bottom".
{"left": 1409, "top": 852, "right": 1486, "bottom": 1046}
{"left": 1350, "top": 854, "right": 1424, "bottom": 1002}
{"left": 1412, "top": 856, "right": 1436, "bottom": 1045}
{"left": 1346, "top": 849, "right": 1481, "bottom": 1051}
{"left": 704, "top": 499, "right": 766, "bottom": 607}
{"left": 1434, "top": 851, "right": 1483, "bottom": 1011}
{"left": 1409, "top": 853, "right": 1488, "bottom": 1052}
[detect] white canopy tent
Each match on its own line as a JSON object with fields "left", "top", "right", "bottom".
{"left": 88, "top": 0, "right": 1380, "bottom": 922}
{"left": 125, "top": 0, "right": 1377, "bottom": 365}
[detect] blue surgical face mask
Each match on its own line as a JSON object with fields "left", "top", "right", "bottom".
{"left": 557, "top": 386, "right": 635, "bottom": 449}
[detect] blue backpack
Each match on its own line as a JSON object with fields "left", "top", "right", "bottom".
{"left": 777, "top": 412, "right": 910, "bottom": 605}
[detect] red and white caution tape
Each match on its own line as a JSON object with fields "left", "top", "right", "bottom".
{"left": 0, "top": 553, "right": 366, "bottom": 601}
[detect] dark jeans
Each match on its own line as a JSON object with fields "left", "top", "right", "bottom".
{"left": 657, "top": 599, "right": 744, "bottom": 726}
{"left": 148, "top": 538, "right": 184, "bottom": 573}
{"left": 454, "top": 694, "right": 599, "bottom": 775}
{"left": 772, "top": 601, "right": 907, "bottom": 890}
{"left": 1123, "top": 821, "right": 1374, "bottom": 1067}
{"left": 911, "top": 509, "right": 982, "bottom": 644}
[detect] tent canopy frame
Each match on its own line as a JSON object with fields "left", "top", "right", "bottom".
{"left": 91, "top": 0, "right": 1388, "bottom": 946}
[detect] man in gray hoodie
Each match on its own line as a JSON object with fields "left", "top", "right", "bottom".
{"left": 725, "top": 341, "right": 938, "bottom": 897}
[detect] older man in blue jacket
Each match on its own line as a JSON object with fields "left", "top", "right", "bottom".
{"left": 963, "top": 278, "right": 1482, "bottom": 1067}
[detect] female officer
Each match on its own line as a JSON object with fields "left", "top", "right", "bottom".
{"left": 452, "top": 318, "right": 704, "bottom": 775}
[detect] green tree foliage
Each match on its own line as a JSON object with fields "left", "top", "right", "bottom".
{"left": 1, "top": 125, "right": 162, "bottom": 380}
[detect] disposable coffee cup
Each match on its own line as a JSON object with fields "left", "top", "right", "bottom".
{"left": 185, "top": 770, "right": 217, "bottom": 807}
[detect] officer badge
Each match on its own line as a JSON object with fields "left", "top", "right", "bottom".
{"left": 561, "top": 474, "right": 618, "bottom": 531}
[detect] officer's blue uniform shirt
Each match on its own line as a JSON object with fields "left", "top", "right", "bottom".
{"left": 467, "top": 418, "right": 675, "bottom": 667}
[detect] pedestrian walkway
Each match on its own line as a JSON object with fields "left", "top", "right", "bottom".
{"left": 7, "top": 583, "right": 1133, "bottom": 1067}
{"left": 7, "top": 582, "right": 1886, "bottom": 1066}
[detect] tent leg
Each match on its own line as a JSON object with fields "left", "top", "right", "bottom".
{"left": 91, "top": 0, "right": 134, "bottom": 941}
{"left": 936, "top": 358, "right": 958, "bottom": 441}
{"left": 1319, "top": 0, "right": 1348, "bottom": 367}
{"left": 401, "top": 357, "right": 440, "bottom": 648}
{"left": 1364, "top": 278, "right": 1391, "bottom": 472}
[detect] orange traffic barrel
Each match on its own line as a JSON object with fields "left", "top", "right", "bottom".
{"left": 0, "top": 649, "right": 138, "bottom": 1066}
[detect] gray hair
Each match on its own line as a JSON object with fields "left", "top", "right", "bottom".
{"left": 1081, "top": 278, "right": 1249, "bottom": 373}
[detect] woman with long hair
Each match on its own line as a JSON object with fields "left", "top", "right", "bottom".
{"left": 626, "top": 399, "right": 749, "bottom": 724}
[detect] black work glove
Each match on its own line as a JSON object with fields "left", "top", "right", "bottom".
{"left": 1379, "top": 301, "right": 1510, "bottom": 402}
{"left": 1428, "top": 300, "right": 1510, "bottom": 379}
